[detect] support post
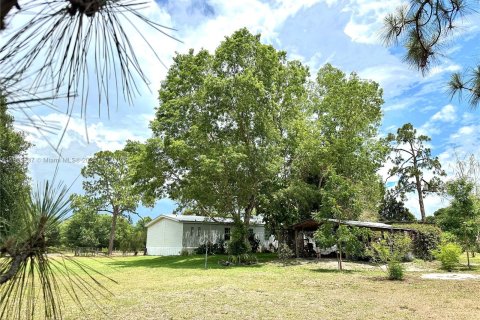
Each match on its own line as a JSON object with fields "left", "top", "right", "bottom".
{"left": 294, "top": 229, "right": 299, "bottom": 258}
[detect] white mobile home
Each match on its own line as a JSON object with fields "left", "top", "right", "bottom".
{"left": 145, "top": 214, "right": 266, "bottom": 256}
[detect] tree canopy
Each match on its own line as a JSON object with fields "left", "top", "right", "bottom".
{"left": 148, "top": 28, "right": 309, "bottom": 236}
{"left": 72, "top": 150, "right": 140, "bottom": 255}
{"left": 262, "top": 64, "right": 387, "bottom": 231}
{"left": 0, "top": 94, "right": 30, "bottom": 233}
{"left": 379, "top": 191, "right": 416, "bottom": 222}
{"left": 128, "top": 30, "right": 389, "bottom": 247}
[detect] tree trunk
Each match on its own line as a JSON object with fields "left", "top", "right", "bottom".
{"left": 409, "top": 141, "right": 426, "bottom": 223}
{"left": 0, "top": 253, "right": 28, "bottom": 285}
{"left": 244, "top": 195, "right": 255, "bottom": 227}
{"left": 243, "top": 195, "right": 255, "bottom": 244}
{"left": 467, "top": 250, "right": 470, "bottom": 269}
{"left": 414, "top": 174, "right": 426, "bottom": 222}
{"left": 108, "top": 207, "right": 119, "bottom": 256}
{"left": 338, "top": 241, "right": 343, "bottom": 271}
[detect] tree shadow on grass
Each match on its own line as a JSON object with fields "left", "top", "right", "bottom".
{"left": 309, "top": 268, "right": 357, "bottom": 274}
{"left": 455, "top": 265, "right": 479, "bottom": 272}
{"left": 105, "top": 253, "right": 276, "bottom": 270}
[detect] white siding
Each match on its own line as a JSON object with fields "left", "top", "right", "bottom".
{"left": 146, "top": 216, "right": 267, "bottom": 255}
{"left": 146, "top": 218, "right": 183, "bottom": 256}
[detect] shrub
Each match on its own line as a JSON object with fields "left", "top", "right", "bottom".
{"left": 433, "top": 242, "right": 462, "bottom": 271}
{"left": 368, "top": 234, "right": 411, "bottom": 281}
{"left": 195, "top": 240, "right": 225, "bottom": 255}
{"left": 248, "top": 230, "right": 260, "bottom": 253}
{"left": 440, "top": 232, "right": 458, "bottom": 244}
{"left": 278, "top": 243, "right": 294, "bottom": 265}
{"left": 394, "top": 224, "right": 442, "bottom": 260}
{"left": 227, "top": 223, "right": 251, "bottom": 255}
{"left": 180, "top": 248, "right": 191, "bottom": 256}
{"left": 227, "top": 253, "right": 258, "bottom": 265}
{"left": 387, "top": 261, "right": 404, "bottom": 280}
{"left": 369, "top": 233, "right": 412, "bottom": 263}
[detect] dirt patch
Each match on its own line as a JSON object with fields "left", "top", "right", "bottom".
{"left": 422, "top": 273, "right": 480, "bottom": 281}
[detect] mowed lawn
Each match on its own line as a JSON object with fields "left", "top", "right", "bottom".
{"left": 56, "top": 254, "right": 480, "bottom": 320}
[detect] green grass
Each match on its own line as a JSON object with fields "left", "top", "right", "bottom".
{"left": 44, "top": 253, "right": 480, "bottom": 319}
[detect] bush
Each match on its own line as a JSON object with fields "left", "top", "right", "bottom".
{"left": 227, "top": 223, "right": 251, "bottom": 256}
{"left": 368, "top": 234, "right": 411, "bottom": 281}
{"left": 368, "top": 233, "right": 412, "bottom": 263}
{"left": 387, "top": 261, "right": 404, "bottom": 280}
{"left": 248, "top": 230, "right": 260, "bottom": 253}
{"left": 180, "top": 248, "right": 191, "bottom": 256}
{"left": 433, "top": 242, "right": 462, "bottom": 271}
{"left": 394, "top": 224, "right": 442, "bottom": 260}
{"left": 227, "top": 253, "right": 258, "bottom": 265}
{"left": 278, "top": 243, "right": 294, "bottom": 265}
{"left": 440, "top": 232, "right": 458, "bottom": 245}
{"left": 195, "top": 240, "right": 225, "bottom": 255}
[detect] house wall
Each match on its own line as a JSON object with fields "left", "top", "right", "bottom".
{"left": 146, "top": 218, "right": 183, "bottom": 256}
{"left": 147, "top": 218, "right": 267, "bottom": 256}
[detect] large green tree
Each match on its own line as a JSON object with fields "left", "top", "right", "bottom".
{"left": 0, "top": 94, "right": 30, "bottom": 233}
{"left": 309, "top": 64, "right": 387, "bottom": 217}
{"left": 382, "top": 1, "right": 480, "bottom": 107}
{"left": 387, "top": 123, "right": 445, "bottom": 222}
{"left": 148, "top": 28, "right": 308, "bottom": 246}
{"left": 72, "top": 150, "right": 140, "bottom": 255}
{"left": 262, "top": 64, "right": 387, "bottom": 231}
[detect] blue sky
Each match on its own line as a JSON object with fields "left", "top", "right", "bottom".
{"left": 4, "top": 0, "right": 480, "bottom": 220}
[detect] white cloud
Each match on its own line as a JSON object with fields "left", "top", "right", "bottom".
{"left": 343, "top": 0, "right": 403, "bottom": 44}
{"left": 420, "top": 104, "right": 458, "bottom": 136}
{"left": 433, "top": 115, "right": 480, "bottom": 188}
{"left": 359, "top": 64, "right": 419, "bottom": 99}
{"left": 429, "top": 64, "right": 462, "bottom": 77}
{"left": 431, "top": 104, "right": 457, "bottom": 123}
{"left": 168, "top": 0, "right": 324, "bottom": 54}
{"left": 404, "top": 193, "right": 448, "bottom": 218}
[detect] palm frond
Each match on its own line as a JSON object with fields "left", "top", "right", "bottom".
{"left": 382, "top": 0, "right": 469, "bottom": 74}
{"left": 0, "top": 0, "right": 180, "bottom": 115}
{"left": 0, "top": 175, "right": 116, "bottom": 320}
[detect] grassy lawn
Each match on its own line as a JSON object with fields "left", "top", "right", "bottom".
{"left": 53, "top": 253, "right": 480, "bottom": 320}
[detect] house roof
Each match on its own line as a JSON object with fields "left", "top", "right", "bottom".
{"left": 146, "top": 214, "right": 265, "bottom": 228}
{"left": 291, "top": 218, "right": 413, "bottom": 232}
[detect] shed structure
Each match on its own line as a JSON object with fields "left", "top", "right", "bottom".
{"left": 146, "top": 214, "right": 266, "bottom": 256}
{"left": 290, "top": 218, "right": 414, "bottom": 258}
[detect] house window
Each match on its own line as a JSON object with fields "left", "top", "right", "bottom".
{"left": 224, "top": 228, "right": 230, "bottom": 241}
{"left": 198, "top": 227, "right": 201, "bottom": 237}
